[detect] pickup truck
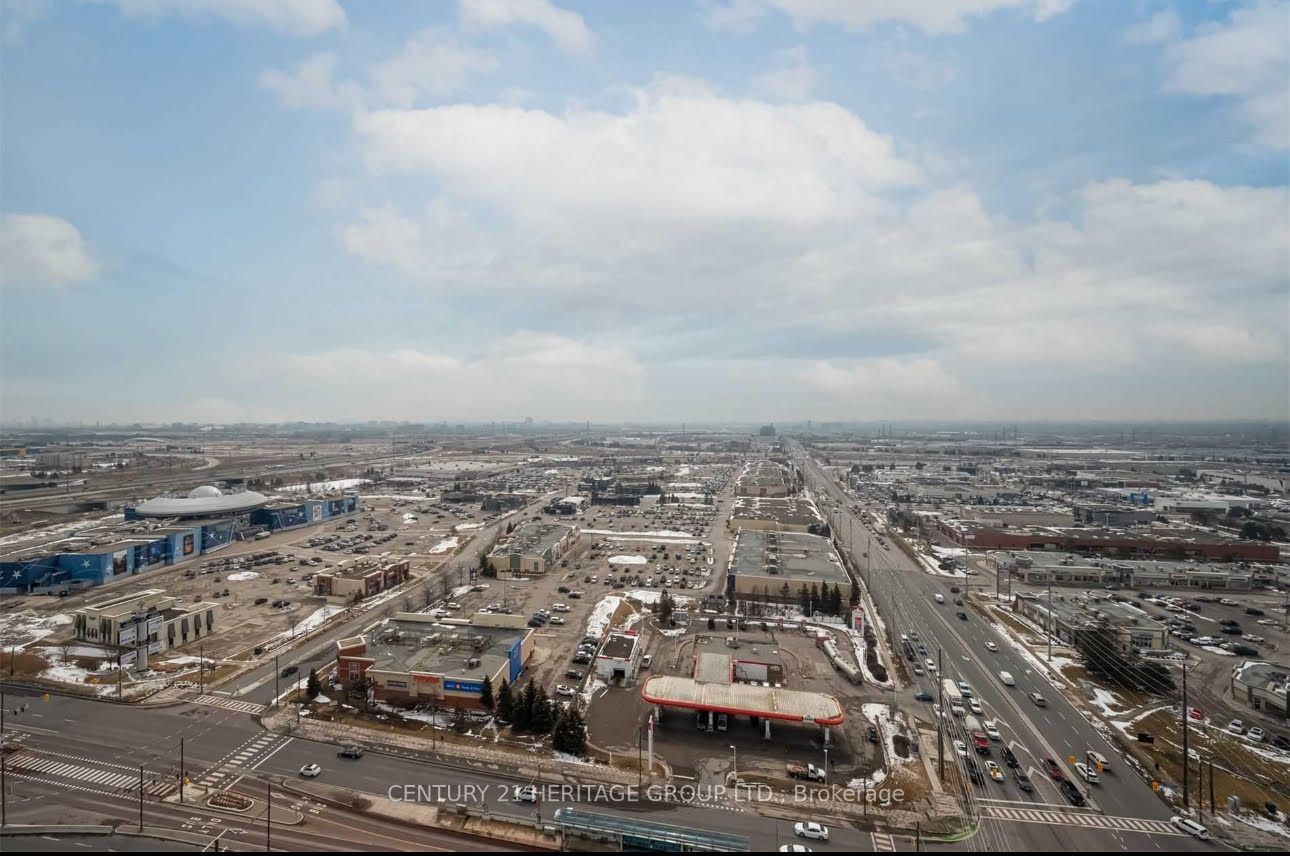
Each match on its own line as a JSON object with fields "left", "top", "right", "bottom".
{"left": 786, "top": 762, "right": 826, "bottom": 782}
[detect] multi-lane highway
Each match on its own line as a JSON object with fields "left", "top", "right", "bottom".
{"left": 795, "top": 446, "right": 1214, "bottom": 853}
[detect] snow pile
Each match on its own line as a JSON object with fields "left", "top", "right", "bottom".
{"left": 279, "top": 478, "right": 370, "bottom": 493}
{"left": 580, "top": 676, "right": 608, "bottom": 707}
{"left": 625, "top": 590, "right": 692, "bottom": 607}
{"left": 227, "top": 571, "right": 260, "bottom": 582}
{"left": 586, "top": 596, "right": 625, "bottom": 639}
{"left": 429, "top": 536, "right": 459, "bottom": 554}
{"left": 608, "top": 555, "right": 648, "bottom": 565}
{"left": 1089, "top": 687, "right": 1127, "bottom": 717}
{"left": 455, "top": 523, "right": 483, "bottom": 532}
{"left": 0, "top": 611, "right": 73, "bottom": 650}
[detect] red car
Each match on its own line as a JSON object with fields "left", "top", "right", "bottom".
{"left": 1042, "top": 757, "right": 1066, "bottom": 781}
{"left": 1188, "top": 707, "right": 1205, "bottom": 721}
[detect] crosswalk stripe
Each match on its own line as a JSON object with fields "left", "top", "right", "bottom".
{"left": 981, "top": 805, "right": 1180, "bottom": 835}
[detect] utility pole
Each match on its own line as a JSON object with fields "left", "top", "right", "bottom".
{"left": 1046, "top": 578, "right": 1053, "bottom": 663}
{"left": 138, "top": 764, "right": 144, "bottom": 830}
{"left": 1181, "top": 666, "right": 1190, "bottom": 810}
{"left": 180, "top": 738, "right": 185, "bottom": 805}
{"left": 266, "top": 782, "right": 272, "bottom": 851}
{"left": 2, "top": 751, "right": 7, "bottom": 827}
{"left": 274, "top": 655, "right": 280, "bottom": 707}
{"left": 937, "top": 648, "right": 945, "bottom": 781}
{"left": 1208, "top": 760, "right": 1215, "bottom": 815}
{"left": 199, "top": 643, "right": 204, "bottom": 694}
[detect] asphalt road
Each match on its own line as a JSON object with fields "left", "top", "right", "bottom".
{"left": 795, "top": 447, "right": 1217, "bottom": 853}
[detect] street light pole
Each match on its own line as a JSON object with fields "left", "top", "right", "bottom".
{"left": 730, "top": 745, "right": 737, "bottom": 786}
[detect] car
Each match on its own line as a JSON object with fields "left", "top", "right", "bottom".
{"left": 969, "top": 698, "right": 983, "bottom": 715}
{"left": 565, "top": 669, "right": 584, "bottom": 680}
{"left": 867, "top": 726, "right": 879, "bottom": 744}
{"left": 983, "top": 720, "right": 1001, "bottom": 741}
{"left": 1170, "top": 816, "right": 1209, "bottom": 840}
{"left": 925, "top": 659, "right": 937, "bottom": 674}
{"left": 641, "top": 654, "right": 653, "bottom": 669}
{"left": 1042, "top": 758, "right": 1066, "bottom": 781}
{"left": 1074, "top": 762, "right": 1099, "bottom": 783}
{"left": 1245, "top": 607, "right": 1265, "bottom": 616}
{"left": 1001, "top": 747, "right": 1019, "bottom": 768}
{"left": 550, "top": 616, "right": 566, "bottom": 625}
{"left": 778, "top": 846, "right": 812, "bottom": 853}
{"left": 954, "top": 740, "right": 968, "bottom": 758}
{"left": 985, "top": 760, "right": 1004, "bottom": 782}
{"left": 984, "top": 641, "right": 998, "bottom": 652}
{"left": 1248, "top": 727, "right": 1265, "bottom": 742}
{"left": 950, "top": 586, "right": 960, "bottom": 594}
{"left": 337, "top": 745, "right": 364, "bottom": 759}
{"left": 956, "top": 611, "right": 968, "bottom": 620}
{"left": 1228, "top": 719, "right": 1245, "bottom": 735}
{"left": 966, "top": 759, "right": 985, "bottom": 785}
{"left": 913, "top": 665, "right": 925, "bottom": 676}
{"left": 957, "top": 681, "right": 973, "bottom": 698}
{"left": 1013, "top": 768, "right": 1034, "bottom": 791}
{"left": 555, "top": 685, "right": 577, "bottom": 697}
{"left": 281, "top": 665, "right": 299, "bottom": 678}
{"left": 1030, "top": 692, "right": 1047, "bottom": 707}
{"left": 1059, "top": 780, "right": 1086, "bottom": 807}
{"left": 512, "top": 785, "right": 537, "bottom": 803}
{"left": 914, "top": 690, "right": 934, "bottom": 702}
{"left": 299, "top": 763, "right": 322, "bottom": 778}
{"left": 793, "top": 822, "right": 829, "bottom": 841}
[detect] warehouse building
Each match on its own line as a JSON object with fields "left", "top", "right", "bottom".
{"left": 72, "top": 588, "right": 217, "bottom": 655}
{"left": 488, "top": 522, "right": 578, "bottom": 575}
{"left": 939, "top": 520, "right": 1279, "bottom": 562}
{"left": 334, "top": 612, "right": 534, "bottom": 709}
{"left": 727, "top": 496, "right": 823, "bottom": 533}
{"left": 734, "top": 460, "right": 793, "bottom": 497}
{"left": 726, "top": 529, "right": 851, "bottom": 607}
{"left": 989, "top": 551, "right": 1269, "bottom": 591}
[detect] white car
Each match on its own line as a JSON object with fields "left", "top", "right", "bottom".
{"left": 641, "top": 654, "right": 653, "bottom": 669}
{"left": 1247, "top": 727, "right": 1265, "bottom": 742}
{"left": 983, "top": 720, "right": 1001, "bottom": 741}
{"left": 556, "top": 685, "right": 577, "bottom": 697}
{"left": 984, "top": 641, "right": 998, "bottom": 652}
{"left": 550, "top": 616, "right": 566, "bottom": 625}
{"left": 1228, "top": 719, "right": 1245, "bottom": 735}
{"left": 513, "top": 785, "right": 538, "bottom": 803}
{"left": 778, "top": 846, "right": 811, "bottom": 853}
{"left": 793, "top": 822, "right": 829, "bottom": 841}
{"left": 1170, "top": 816, "right": 1210, "bottom": 840}
{"left": 299, "top": 763, "right": 322, "bottom": 778}
{"left": 969, "top": 698, "right": 983, "bottom": 715}
{"left": 1074, "top": 762, "right": 1099, "bottom": 784}
{"left": 954, "top": 740, "right": 968, "bottom": 758}
{"left": 925, "top": 659, "right": 937, "bottom": 674}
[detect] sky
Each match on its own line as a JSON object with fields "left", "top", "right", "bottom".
{"left": 1, "top": 0, "right": 1287, "bottom": 425}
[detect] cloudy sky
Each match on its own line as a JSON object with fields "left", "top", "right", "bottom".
{"left": 2, "top": 0, "right": 1287, "bottom": 424}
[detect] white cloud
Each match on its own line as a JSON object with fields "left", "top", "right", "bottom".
{"left": 752, "top": 45, "right": 816, "bottom": 100}
{"left": 258, "top": 53, "right": 361, "bottom": 110}
{"left": 802, "top": 358, "right": 972, "bottom": 410}
{"left": 261, "top": 32, "right": 498, "bottom": 111}
{"left": 1, "top": 213, "right": 100, "bottom": 287}
{"left": 458, "top": 0, "right": 594, "bottom": 56}
{"left": 1157, "top": 1, "right": 1290, "bottom": 149}
{"left": 1124, "top": 8, "right": 1180, "bottom": 45}
{"left": 94, "top": 0, "right": 345, "bottom": 36}
{"left": 709, "top": 0, "right": 1074, "bottom": 35}
{"left": 262, "top": 334, "right": 646, "bottom": 421}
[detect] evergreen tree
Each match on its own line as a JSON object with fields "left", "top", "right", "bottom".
{"left": 850, "top": 582, "right": 861, "bottom": 607}
{"left": 809, "top": 583, "right": 820, "bottom": 614}
{"left": 305, "top": 668, "right": 321, "bottom": 700}
{"left": 1074, "top": 624, "right": 1175, "bottom": 693}
{"left": 479, "top": 674, "right": 495, "bottom": 712}
{"left": 553, "top": 706, "right": 588, "bottom": 755}
{"left": 799, "top": 584, "right": 810, "bottom": 614}
{"left": 513, "top": 682, "right": 537, "bottom": 731}
{"left": 658, "top": 591, "right": 674, "bottom": 623}
{"left": 496, "top": 678, "right": 513, "bottom": 721}
{"left": 530, "top": 685, "right": 555, "bottom": 734}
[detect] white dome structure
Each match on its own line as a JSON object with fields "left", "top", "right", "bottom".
{"left": 133, "top": 484, "right": 267, "bottom": 519}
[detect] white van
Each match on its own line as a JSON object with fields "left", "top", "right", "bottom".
{"left": 998, "top": 670, "right": 1015, "bottom": 686}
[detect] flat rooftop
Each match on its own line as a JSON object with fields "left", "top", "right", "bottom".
{"left": 599, "top": 634, "right": 637, "bottom": 660}
{"left": 641, "top": 675, "right": 843, "bottom": 725}
{"left": 730, "top": 496, "right": 822, "bottom": 528}
{"left": 364, "top": 617, "right": 524, "bottom": 680}
{"left": 491, "top": 522, "right": 574, "bottom": 558}
{"left": 729, "top": 529, "right": 849, "bottom": 586}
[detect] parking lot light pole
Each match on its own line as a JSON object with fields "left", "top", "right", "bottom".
{"left": 729, "top": 745, "right": 737, "bottom": 786}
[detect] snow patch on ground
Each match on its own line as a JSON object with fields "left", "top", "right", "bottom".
{"left": 278, "top": 478, "right": 370, "bottom": 493}
{"left": 608, "top": 554, "right": 648, "bottom": 565}
{"left": 587, "top": 596, "right": 625, "bottom": 639}
{"left": 0, "top": 611, "right": 73, "bottom": 649}
{"left": 429, "top": 536, "right": 459, "bottom": 554}
{"left": 227, "top": 571, "right": 260, "bottom": 582}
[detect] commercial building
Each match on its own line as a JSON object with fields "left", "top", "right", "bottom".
{"left": 487, "top": 522, "right": 578, "bottom": 576}
{"left": 727, "top": 496, "right": 823, "bottom": 533}
{"left": 734, "top": 460, "right": 793, "bottom": 498}
{"left": 314, "top": 559, "right": 411, "bottom": 602}
{"left": 126, "top": 484, "right": 268, "bottom": 520}
{"left": 640, "top": 673, "right": 843, "bottom": 742}
{"left": 989, "top": 551, "right": 1270, "bottom": 591}
{"left": 726, "top": 529, "right": 851, "bottom": 606}
{"left": 335, "top": 612, "right": 534, "bottom": 709}
{"left": 1231, "top": 661, "right": 1289, "bottom": 718}
{"left": 250, "top": 491, "right": 361, "bottom": 531}
{"left": 72, "top": 588, "right": 217, "bottom": 654}
{"left": 1011, "top": 591, "right": 1168, "bottom": 653}
{"left": 939, "top": 520, "right": 1279, "bottom": 562}
{"left": 594, "top": 632, "right": 643, "bottom": 683}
